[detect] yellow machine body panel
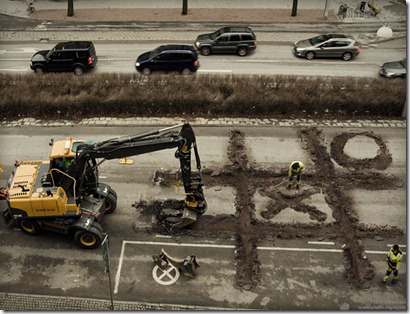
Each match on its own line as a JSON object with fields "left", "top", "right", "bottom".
{"left": 49, "top": 138, "right": 84, "bottom": 160}
{"left": 8, "top": 160, "right": 79, "bottom": 217}
{"left": 30, "top": 187, "right": 66, "bottom": 217}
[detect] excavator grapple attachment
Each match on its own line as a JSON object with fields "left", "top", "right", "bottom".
{"left": 152, "top": 248, "right": 199, "bottom": 278}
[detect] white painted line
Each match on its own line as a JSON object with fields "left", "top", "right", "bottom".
{"left": 0, "top": 59, "right": 32, "bottom": 61}
{"left": 123, "top": 240, "right": 235, "bottom": 248}
{"left": 113, "top": 241, "right": 127, "bottom": 294}
{"left": 308, "top": 241, "right": 335, "bottom": 245}
{"left": 152, "top": 264, "right": 180, "bottom": 286}
{"left": 258, "top": 246, "right": 343, "bottom": 253}
{"left": 234, "top": 59, "right": 371, "bottom": 65}
{"left": 365, "top": 250, "right": 406, "bottom": 255}
{"left": 197, "top": 69, "right": 232, "bottom": 73}
{"left": 387, "top": 244, "right": 406, "bottom": 248}
{"left": 155, "top": 235, "right": 173, "bottom": 238}
{"left": 0, "top": 69, "right": 28, "bottom": 72}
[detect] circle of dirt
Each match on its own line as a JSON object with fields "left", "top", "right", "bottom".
{"left": 330, "top": 132, "right": 392, "bottom": 171}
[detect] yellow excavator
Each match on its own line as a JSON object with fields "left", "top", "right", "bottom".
{"left": 1, "top": 122, "right": 207, "bottom": 249}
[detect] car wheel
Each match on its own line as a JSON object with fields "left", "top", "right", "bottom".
{"left": 181, "top": 68, "right": 192, "bottom": 75}
{"left": 18, "top": 219, "right": 40, "bottom": 235}
{"left": 74, "top": 226, "right": 103, "bottom": 249}
{"left": 142, "top": 68, "right": 151, "bottom": 75}
{"left": 34, "top": 66, "right": 45, "bottom": 75}
{"left": 305, "top": 52, "right": 315, "bottom": 60}
{"left": 73, "top": 66, "right": 84, "bottom": 76}
{"left": 104, "top": 191, "right": 117, "bottom": 214}
{"left": 237, "top": 47, "right": 248, "bottom": 57}
{"left": 342, "top": 52, "right": 353, "bottom": 61}
{"left": 200, "top": 47, "right": 211, "bottom": 56}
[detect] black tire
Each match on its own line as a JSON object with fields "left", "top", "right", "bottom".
{"left": 142, "top": 67, "right": 151, "bottom": 75}
{"left": 109, "top": 188, "right": 117, "bottom": 199}
{"left": 18, "top": 219, "right": 40, "bottom": 235}
{"left": 237, "top": 47, "right": 248, "bottom": 57}
{"left": 91, "top": 221, "right": 104, "bottom": 234}
{"left": 73, "top": 66, "right": 84, "bottom": 76}
{"left": 342, "top": 52, "right": 353, "bottom": 61}
{"left": 305, "top": 51, "right": 315, "bottom": 60}
{"left": 74, "top": 227, "right": 103, "bottom": 249}
{"left": 105, "top": 191, "right": 117, "bottom": 214}
{"left": 34, "top": 66, "right": 45, "bottom": 75}
{"left": 200, "top": 46, "right": 211, "bottom": 56}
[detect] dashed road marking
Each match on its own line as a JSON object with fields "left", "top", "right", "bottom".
{"left": 308, "top": 241, "right": 335, "bottom": 245}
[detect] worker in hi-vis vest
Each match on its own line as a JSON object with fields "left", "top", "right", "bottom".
{"left": 287, "top": 161, "right": 304, "bottom": 190}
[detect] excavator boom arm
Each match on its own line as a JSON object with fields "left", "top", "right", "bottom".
{"left": 64, "top": 122, "right": 206, "bottom": 216}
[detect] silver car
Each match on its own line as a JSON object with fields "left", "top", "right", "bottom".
{"left": 294, "top": 34, "right": 360, "bottom": 61}
{"left": 379, "top": 58, "right": 406, "bottom": 78}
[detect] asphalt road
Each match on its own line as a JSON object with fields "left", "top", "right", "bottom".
{"left": 0, "top": 41, "right": 406, "bottom": 77}
{"left": 0, "top": 125, "right": 406, "bottom": 310}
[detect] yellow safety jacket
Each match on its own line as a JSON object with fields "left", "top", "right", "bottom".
{"left": 288, "top": 161, "right": 305, "bottom": 177}
{"left": 387, "top": 248, "right": 403, "bottom": 270}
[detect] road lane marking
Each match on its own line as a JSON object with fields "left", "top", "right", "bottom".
{"left": 234, "top": 59, "right": 372, "bottom": 65}
{"left": 387, "top": 244, "right": 406, "bottom": 247}
{"left": 198, "top": 69, "right": 232, "bottom": 73}
{"left": 308, "top": 241, "right": 335, "bottom": 245}
{"left": 0, "top": 68, "right": 28, "bottom": 72}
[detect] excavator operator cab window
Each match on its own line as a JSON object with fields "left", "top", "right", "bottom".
{"left": 53, "top": 157, "right": 73, "bottom": 172}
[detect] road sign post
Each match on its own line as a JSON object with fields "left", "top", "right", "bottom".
{"left": 102, "top": 234, "right": 114, "bottom": 310}
{"left": 291, "top": 0, "right": 298, "bottom": 16}
{"left": 67, "top": 0, "right": 74, "bottom": 17}
{"left": 182, "top": 0, "right": 188, "bottom": 15}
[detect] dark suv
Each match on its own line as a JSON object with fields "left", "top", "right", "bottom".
{"left": 135, "top": 44, "right": 199, "bottom": 75}
{"left": 30, "top": 41, "right": 98, "bottom": 75}
{"left": 195, "top": 26, "right": 257, "bottom": 56}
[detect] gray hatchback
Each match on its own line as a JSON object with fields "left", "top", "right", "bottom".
{"left": 294, "top": 34, "right": 360, "bottom": 61}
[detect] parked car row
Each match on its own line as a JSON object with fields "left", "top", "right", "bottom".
{"left": 29, "top": 29, "right": 405, "bottom": 78}
{"left": 29, "top": 26, "right": 257, "bottom": 76}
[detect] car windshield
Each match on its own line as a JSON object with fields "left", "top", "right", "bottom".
{"left": 309, "top": 35, "right": 330, "bottom": 46}
{"left": 45, "top": 47, "right": 56, "bottom": 59}
{"left": 210, "top": 30, "right": 222, "bottom": 40}
{"left": 149, "top": 47, "right": 161, "bottom": 59}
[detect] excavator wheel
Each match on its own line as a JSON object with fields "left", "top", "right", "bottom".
{"left": 18, "top": 219, "right": 41, "bottom": 235}
{"left": 91, "top": 221, "right": 104, "bottom": 234}
{"left": 74, "top": 226, "right": 103, "bottom": 249}
{"left": 104, "top": 191, "right": 117, "bottom": 214}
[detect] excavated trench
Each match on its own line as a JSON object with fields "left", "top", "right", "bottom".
{"left": 134, "top": 127, "right": 403, "bottom": 289}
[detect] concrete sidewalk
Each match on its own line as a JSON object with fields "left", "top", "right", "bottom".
{"left": 0, "top": 0, "right": 406, "bottom": 44}
{"left": 0, "top": 0, "right": 407, "bottom": 22}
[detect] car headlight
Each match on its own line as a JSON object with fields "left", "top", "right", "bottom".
{"left": 136, "top": 62, "right": 140, "bottom": 67}
{"left": 195, "top": 41, "right": 200, "bottom": 47}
